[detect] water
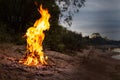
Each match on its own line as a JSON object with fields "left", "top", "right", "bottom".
{"left": 112, "top": 48, "right": 120, "bottom": 60}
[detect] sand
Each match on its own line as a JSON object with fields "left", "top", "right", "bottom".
{"left": 0, "top": 43, "right": 120, "bottom": 80}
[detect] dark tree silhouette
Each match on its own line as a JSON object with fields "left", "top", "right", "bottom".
{"left": 0, "top": 0, "right": 85, "bottom": 33}
{"left": 56, "top": 0, "right": 85, "bottom": 26}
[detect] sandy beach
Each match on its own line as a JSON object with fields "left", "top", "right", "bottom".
{"left": 0, "top": 43, "right": 120, "bottom": 80}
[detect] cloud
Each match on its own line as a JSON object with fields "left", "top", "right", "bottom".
{"left": 67, "top": 0, "right": 120, "bottom": 40}
{"left": 81, "top": 0, "right": 120, "bottom": 12}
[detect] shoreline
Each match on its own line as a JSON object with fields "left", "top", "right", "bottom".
{"left": 0, "top": 43, "right": 120, "bottom": 80}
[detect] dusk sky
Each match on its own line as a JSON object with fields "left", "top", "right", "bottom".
{"left": 62, "top": 0, "right": 120, "bottom": 40}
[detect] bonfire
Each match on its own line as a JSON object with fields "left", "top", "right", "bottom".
{"left": 19, "top": 4, "right": 51, "bottom": 66}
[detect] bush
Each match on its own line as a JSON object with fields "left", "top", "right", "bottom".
{"left": 0, "top": 22, "right": 12, "bottom": 42}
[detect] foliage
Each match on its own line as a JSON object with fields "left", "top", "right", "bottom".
{"left": 56, "top": 0, "right": 86, "bottom": 26}
{"left": 0, "top": 0, "right": 86, "bottom": 51}
{"left": 0, "top": 0, "right": 85, "bottom": 33}
{"left": 0, "top": 22, "right": 12, "bottom": 42}
{"left": 89, "top": 33, "right": 120, "bottom": 45}
{"left": 90, "top": 33, "right": 101, "bottom": 38}
{"left": 0, "top": 0, "right": 120, "bottom": 53}
{"left": 61, "top": 29, "right": 83, "bottom": 50}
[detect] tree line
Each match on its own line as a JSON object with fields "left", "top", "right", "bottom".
{"left": 0, "top": 0, "right": 120, "bottom": 52}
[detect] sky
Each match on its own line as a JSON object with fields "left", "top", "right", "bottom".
{"left": 62, "top": 0, "right": 120, "bottom": 40}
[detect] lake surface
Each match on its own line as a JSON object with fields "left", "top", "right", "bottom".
{"left": 112, "top": 48, "right": 120, "bottom": 60}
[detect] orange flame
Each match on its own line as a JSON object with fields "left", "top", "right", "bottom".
{"left": 19, "top": 5, "right": 50, "bottom": 66}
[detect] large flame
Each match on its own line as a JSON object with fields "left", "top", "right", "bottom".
{"left": 19, "top": 5, "right": 50, "bottom": 66}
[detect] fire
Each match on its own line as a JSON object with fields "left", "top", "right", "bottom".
{"left": 19, "top": 5, "right": 51, "bottom": 66}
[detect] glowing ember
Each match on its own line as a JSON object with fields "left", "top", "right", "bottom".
{"left": 19, "top": 5, "right": 51, "bottom": 66}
